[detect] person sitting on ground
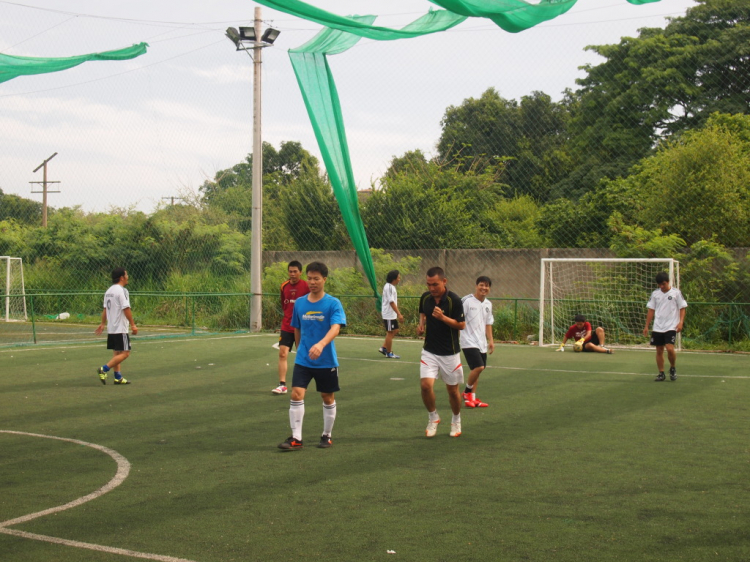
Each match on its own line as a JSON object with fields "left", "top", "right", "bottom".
{"left": 557, "top": 314, "right": 612, "bottom": 354}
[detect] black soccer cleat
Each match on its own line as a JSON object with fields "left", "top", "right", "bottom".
{"left": 655, "top": 372, "right": 666, "bottom": 382}
{"left": 669, "top": 367, "right": 677, "bottom": 381}
{"left": 278, "top": 436, "right": 303, "bottom": 450}
{"left": 317, "top": 434, "right": 332, "bottom": 449}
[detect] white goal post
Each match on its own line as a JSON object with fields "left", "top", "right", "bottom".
{"left": 0, "top": 256, "right": 28, "bottom": 322}
{"left": 539, "top": 258, "right": 680, "bottom": 349}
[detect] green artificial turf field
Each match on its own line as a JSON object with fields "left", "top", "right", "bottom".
{"left": 1, "top": 334, "right": 749, "bottom": 562}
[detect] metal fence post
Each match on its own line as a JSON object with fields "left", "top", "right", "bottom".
{"left": 728, "top": 303, "right": 733, "bottom": 346}
{"left": 30, "top": 294, "right": 37, "bottom": 344}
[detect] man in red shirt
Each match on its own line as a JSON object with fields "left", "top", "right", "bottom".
{"left": 557, "top": 314, "right": 613, "bottom": 354}
{"left": 273, "top": 261, "right": 310, "bottom": 394}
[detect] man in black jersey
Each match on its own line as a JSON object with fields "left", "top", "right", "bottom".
{"left": 417, "top": 266, "right": 466, "bottom": 438}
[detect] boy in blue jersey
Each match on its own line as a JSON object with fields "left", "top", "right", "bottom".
{"left": 278, "top": 262, "right": 347, "bottom": 451}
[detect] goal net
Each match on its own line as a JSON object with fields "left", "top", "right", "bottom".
{"left": 0, "top": 256, "right": 27, "bottom": 322}
{"left": 539, "top": 258, "right": 680, "bottom": 349}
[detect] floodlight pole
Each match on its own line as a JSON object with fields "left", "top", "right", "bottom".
{"left": 226, "top": 9, "right": 279, "bottom": 333}
{"left": 250, "top": 6, "right": 263, "bottom": 333}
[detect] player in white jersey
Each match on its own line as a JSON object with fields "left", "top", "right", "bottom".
{"left": 460, "top": 276, "right": 494, "bottom": 408}
{"left": 643, "top": 271, "right": 687, "bottom": 382}
{"left": 95, "top": 268, "right": 138, "bottom": 385}
{"left": 378, "top": 270, "right": 404, "bottom": 359}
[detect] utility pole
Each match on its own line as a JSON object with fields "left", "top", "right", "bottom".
{"left": 30, "top": 152, "right": 60, "bottom": 228}
{"left": 162, "top": 196, "right": 185, "bottom": 206}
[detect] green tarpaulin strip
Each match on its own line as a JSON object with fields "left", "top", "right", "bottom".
{"left": 289, "top": 18, "right": 381, "bottom": 302}
{"left": 290, "top": 11, "right": 469, "bottom": 303}
{"left": 258, "top": 1, "right": 465, "bottom": 38}
{"left": 256, "top": 0, "right": 660, "bottom": 34}
{"left": 282, "top": 0, "right": 661, "bottom": 304}
{"left": 0, "top": 42, "right": 148, "bottom": 84}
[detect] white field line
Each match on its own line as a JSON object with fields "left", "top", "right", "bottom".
{"left": 0, "top": 334, "right": 262, "bottom": 353}
{"left": 0, "top": 431, "right": 198, "bottom": 562}
{"left": 2, "top": 333, "right": 746, "bottom": 380}
{"left": 337, "top": 356, "right": 750, "bottom": 380}
{"left": 0, "top": 529, "right": 197, "bottom": 562}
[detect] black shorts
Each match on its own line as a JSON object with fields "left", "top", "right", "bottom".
{"left": 651, "top": 331, "right": 677, "bottom": 347}
{"left": 582, "top": 332, "right": 600, "bottom": 352}
{"left": 383, "top": 319, "right": 399, "bottom": 332}
{"left": 107, "top": 333, "right": 131, "bottom": 351}
{"left": 462, "top": 347, "right": 487, "bottom": 370}
{"left": 292, "top": 364, "right": 340, "bottom": 393}
{"left": 279, "top": 329, "right": 295, "bottom": 349}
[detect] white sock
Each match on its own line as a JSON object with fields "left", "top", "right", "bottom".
{"left": 452, "top": 413, "right": 461, "bottom": 424}
{"left": 429, "top": 410, "right": 440, "bottom": 422}
{"left": 290, "top": 400, "right": 304, "bottom": 440}
{"left": 323, "top": 401, "right": 337, "bottom": 436}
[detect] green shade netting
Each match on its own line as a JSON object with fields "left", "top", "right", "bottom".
{"left": 290, "top": 11, "right": 467, "bottom": 302}
{"left": 0, "top": 42, "right": 148, "bottom": 84}
{"left": 276, "top": 0, "right": 661, "bottom": 301}
{"left": 256, "top": 0, "right": 660, "bottom": 35}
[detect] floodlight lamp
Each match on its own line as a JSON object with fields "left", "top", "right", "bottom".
{"left": 225, "top": 27, "right": 241, "bottom": 49}
{"left": 261, "top": 28, "right": 280, "bottom": 45}
{"left": 239, "top": 27, "right": 257, "bottom": 41}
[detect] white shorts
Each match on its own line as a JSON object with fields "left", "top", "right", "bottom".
{"left": 420, "top": 350, "right": 464, "bottom": 386}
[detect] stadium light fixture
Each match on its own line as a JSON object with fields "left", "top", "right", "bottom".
{"left": 239, "top": 26, "right": 256, "bottom": 42}
{"left": 227, "top": 25, "right": 279, "bottom": 52}
{"left": 261, "top": 28, "right": 280, "bottom": 45}
{"left": 225, "top": 27, "right": 242, "bottom": 50}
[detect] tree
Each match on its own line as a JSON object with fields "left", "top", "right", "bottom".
{"left": 199, "top": 141, "right": 319, "bottom": 203}
{"left": 616, "top": 113, "right": 750, "bottom": 247}
{"left": 561, "top": 0, "right": 750, "bottom": 198}
{"left": 437, "top": 88, "right": 571, "bottom": 201}
{"left": 282, "top": 173, "right": 348, "bottom": 251}
{"left": 362, "top": 161, "right": 507, "bottom": 250}
{"left": 383, "top": 150, "right": 429, "bottom": 180}
{"left": 0, "top": 189, "right": 43, "bottom": 225}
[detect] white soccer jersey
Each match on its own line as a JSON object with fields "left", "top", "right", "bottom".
{"left": 381, "top": 282, "right": 398, "bottom": 320}
{"left": 103, "top": 284, "right": 131, "bottom": 334}
{"left": 647, "top": 287, "right": 688, "bottom": 333}
{"left": 459, "top": 293, "right": 494, "bottom": 353}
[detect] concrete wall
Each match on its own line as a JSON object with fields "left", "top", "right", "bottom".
{"left": 264, "top": 248, "right": 616, "bottom": 298}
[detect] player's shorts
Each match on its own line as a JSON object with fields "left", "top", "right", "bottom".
{"left": 107, "top": 333, "right": 131, "bottom": 351}
{"left": 292, "top": 364, "right": 340, "bottom": 393}
{"left": 650, "top": 331, "right": 677, "bottom": 347}
{"left": 420, "top": 350, "right": 464, "bottom": 386}
{"left": 278, "top": 329, "right": 295, "bottom": 349}
{"left": 462, "top": 347, "right": 487, "bottom": 370}
{"left": 582, "top": 331, "right": 600, "bottom": 352}
{"left": 383, "top": 319, "right": 399, "bottom": 332}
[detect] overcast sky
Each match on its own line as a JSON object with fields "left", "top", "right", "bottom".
{"left": 0, "top": 0, "right": 697, "bottom": 213}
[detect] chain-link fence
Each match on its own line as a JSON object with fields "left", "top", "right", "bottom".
{"left": 1, "top": 1, "right": 749, "bottom": 348}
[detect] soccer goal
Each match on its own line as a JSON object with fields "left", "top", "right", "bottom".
{"left": 539, "top": 258, "right": 680, "bottom": 349}
{"left": 0, "top": 256, "right": 28, "bottom": 322}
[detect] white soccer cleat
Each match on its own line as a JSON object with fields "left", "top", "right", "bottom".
{"left": 450, "top": 422, "right": 462, "bottom": 437}
{"left": 272, "top": 384, "right": 288, "bottom": 395}
{"left": 425, "top": 418, "right": 440, "bottom": 438}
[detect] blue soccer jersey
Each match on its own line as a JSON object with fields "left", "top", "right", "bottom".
{"left": 291, "top": 293, "right": 347, "bottom": 369}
